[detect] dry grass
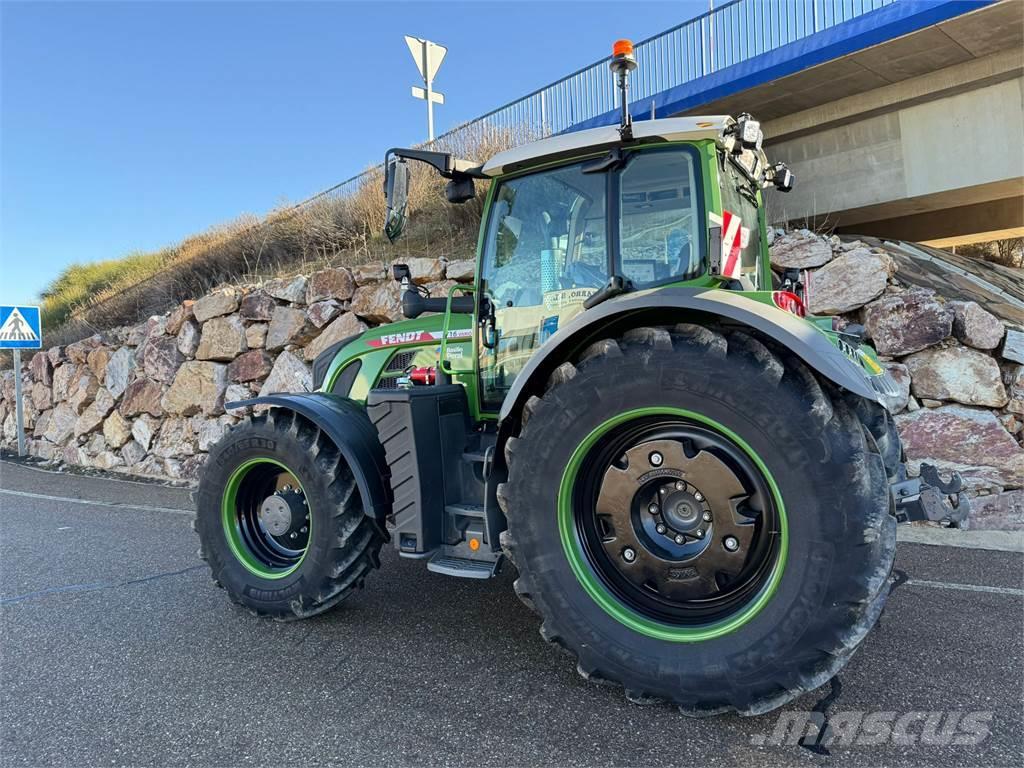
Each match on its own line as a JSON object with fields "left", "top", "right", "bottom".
{"left": 43, "top": 124, "right": 535, "bottom": 346}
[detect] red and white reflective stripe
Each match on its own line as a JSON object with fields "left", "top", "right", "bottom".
{"left": 709, "top": 210, "right": 746, "bottom": 279}
{"left": 720, "top": 210, "right": 744, "bottom": 279}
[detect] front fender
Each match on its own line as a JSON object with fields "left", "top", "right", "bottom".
{"left": 227, "top": 393, "right": 392, "bottom": 522}
{"left": 498, "top": 287, "right": 884, "bottom": 423}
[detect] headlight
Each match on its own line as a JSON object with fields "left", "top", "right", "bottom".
{"left": 737, "top": 113, "right": 762, "bottom": 150}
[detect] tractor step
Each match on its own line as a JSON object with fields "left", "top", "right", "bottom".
{"left": 427, "top": 550, "right": 502, "bottom": 579}
{"left": 446, "top": 502, "right": 485, "bottom": 519}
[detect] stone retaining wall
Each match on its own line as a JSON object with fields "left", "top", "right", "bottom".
{"left": 0, "top": 255, "right": 472, "bottom": 480}
{"left": 770, "top": 230, "right": 1023, "bottom": 526}
{"left": 1, "top": 237, "right": 1021, "bottom": 525}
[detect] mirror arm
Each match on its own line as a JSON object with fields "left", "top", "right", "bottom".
{"left": 384, "top": 148, "right": 486, "bottom": 180}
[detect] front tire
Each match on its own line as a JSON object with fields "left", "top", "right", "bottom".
{"left": 499, "top": 325, "right": 896, "bottom": 715}
{"left": 195, "top": 408, "right": 385, "bottom": 620}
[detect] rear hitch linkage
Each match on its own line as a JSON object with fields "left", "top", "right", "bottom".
{"left": 890, "top": 463, "right": 971, "bottom": 526}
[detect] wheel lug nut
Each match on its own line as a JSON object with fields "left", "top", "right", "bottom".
{"left": 675, "top": 481, "right": 685, "bottom": 491}
{"left": 695, "top": 529, "right": 705, "bottom": 539}
{"left": 289, "top": 532, "right": 298, "bottom": 539}
{"left": 622, "top": 547, "right": 636, "bottom": 562}
{"left": 694, "top": 492, "right": 703, "bottom": 501}
{"left": 648, "top": 503, "right": 659, "bottom": 514}
{"left": 724, "top": 536, "right": 739, "bottom": 551}
{"left": 649, "top": 452, "right": 663, "bottom": 467}
{"left": 659, "top": 487, "right": 669, "bottom": 495}
{"left": 656, "top": 524, "right": 667, "bottom": 535}
{"left": 674, "top": 534, "right": 685, "bottom": 545}
{"left": 702, "top": 511, "right": 712, "bottom": 522}
{"left": 300, "top": 526, "right": 308, "bottom": 534}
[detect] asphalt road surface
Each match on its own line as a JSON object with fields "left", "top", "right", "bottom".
{"left": 1, "top": 459, "right": 1022, "bottom": 767}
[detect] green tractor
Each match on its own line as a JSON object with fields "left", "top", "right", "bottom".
{"left": 196, "top": 41, "right": 968, "bottom": 715}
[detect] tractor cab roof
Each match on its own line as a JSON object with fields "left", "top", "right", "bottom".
{"left": 481, "top": 116, "right": 729, "bottom": 177}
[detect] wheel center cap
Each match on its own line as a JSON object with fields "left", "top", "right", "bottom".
{"left": 259, "top": 495, "right": 294, "bottom": 537}
{"left": 662, "top": 491, "right": 702, "bottom": 532}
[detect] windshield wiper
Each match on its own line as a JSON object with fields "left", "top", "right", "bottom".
{"left": 582, "top": 148, "right": 625, "bottom": 174}
{"left": 584, "top": 275, "right": 631, "bottom": 310}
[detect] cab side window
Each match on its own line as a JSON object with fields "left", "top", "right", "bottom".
{"left": 619, "top": 148, "right": 704, "bottom": 287}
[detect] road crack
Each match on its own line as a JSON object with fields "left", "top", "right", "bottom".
{"left": 0, "top": 565, "right": 206, "bottom": 605}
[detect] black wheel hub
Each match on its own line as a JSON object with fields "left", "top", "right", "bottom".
{"left": 575, "top": 418, "right": 781, "bottom": 625}
{"left": 235, "top": 469, "right": 310, "bottom": 570}
{"left": 659, "top": 486, "right": 705, "bottom": 533}
{"left": 258, "top": 488, "right": 308, "bottom": 539}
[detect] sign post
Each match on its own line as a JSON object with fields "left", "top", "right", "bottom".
{"left": 0, "top": 305, "right": 43, "bottom": 457}
{"left": 13, "top": 349, "right": 24, "bottom": 456}
{"left": 404, "top": 35, "right": 447, "bottom": 142}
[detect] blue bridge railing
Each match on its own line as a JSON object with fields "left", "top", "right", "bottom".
{"left": 483, "top": 0, "right": 897, "bottom": 139}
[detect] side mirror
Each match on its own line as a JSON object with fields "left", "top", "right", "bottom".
{"left": 384, "top": 156, "right": 410, "bottom": 242}
{"left": 445, "top": 176, "right": 475, "bottom": 204}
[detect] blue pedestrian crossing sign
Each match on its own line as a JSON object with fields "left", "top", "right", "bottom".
{"left": 0, "top": 306, "right": 42, "bottom": 349}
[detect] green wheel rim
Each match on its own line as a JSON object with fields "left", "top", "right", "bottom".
{"left": 221, "top": 457, "right": 311, "bottom": 580}
{"left": 558, "top": 407, "right": 788, "bottom": 642}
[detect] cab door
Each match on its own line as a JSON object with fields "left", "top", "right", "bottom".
{"left": 476, "top": 161, "right": 609, "bottom": 413}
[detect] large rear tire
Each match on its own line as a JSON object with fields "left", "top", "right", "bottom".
{"left": 195, "top": 408, "right": 385, "bottom": 620}
{"left": 498, "top": 324, "right": 896, "bottom": 715}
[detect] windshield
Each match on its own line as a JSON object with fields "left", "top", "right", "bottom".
{"left": 482, "top": 160, "right": 608, "bottom": 311}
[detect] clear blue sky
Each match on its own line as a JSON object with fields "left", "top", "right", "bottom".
{"left": 1, "top": 0, "right": 705, "bottom": 306}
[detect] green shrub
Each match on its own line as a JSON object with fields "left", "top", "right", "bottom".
{"left": 40, "top": 251, "right": 167, "bottom": 328}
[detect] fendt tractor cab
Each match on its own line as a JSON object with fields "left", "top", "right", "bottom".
{"left": 196, "top": 40, "right": 968, "bottom": 715}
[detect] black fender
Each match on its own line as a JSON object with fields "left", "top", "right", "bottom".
{"left": 227, "top": 393, "right": 392, "bottom": 523}
{"left": 498, "top": 286, "right": 883, "bottom": 424}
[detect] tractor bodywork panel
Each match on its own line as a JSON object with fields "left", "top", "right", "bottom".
{"left": 316, "top": 313, "right": 479, "bottom": 411}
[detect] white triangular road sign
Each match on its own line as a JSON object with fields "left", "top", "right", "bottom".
{"left": 404, "top": 35, "right": 447, "bottom": 82}
{"left": 0, "top": 308, "right": 39, "bottom": 342}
